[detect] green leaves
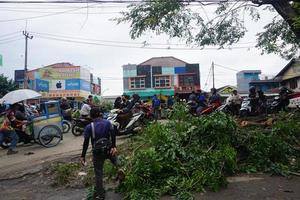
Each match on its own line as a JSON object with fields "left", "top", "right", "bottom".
{"left": 117, "top": 1, "right": 300, "bottom": 59}
{"left": 0, "top": 74, "right": 18, "bottom": 98}
{"left": 118, "top": 104, "right": 238, "bottom": 199}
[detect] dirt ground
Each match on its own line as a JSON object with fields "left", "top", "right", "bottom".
{"left": 1, "top": 170, "right": 300, "bottom": 200}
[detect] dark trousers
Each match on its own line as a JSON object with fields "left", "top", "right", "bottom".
{"left": 16, "top": 129, "right": 32, "bottom": 144}
{"left": 93, "top": 153, "right": 118, "bottom": 198}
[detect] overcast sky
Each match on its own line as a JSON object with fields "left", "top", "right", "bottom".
{"left": 0, "top": 2, "right": 290, "bottom": 95}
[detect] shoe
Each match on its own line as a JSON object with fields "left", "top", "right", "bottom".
{"left": 7, "top": 149, "right": 18, "bottom": 155}
{"left": 95, "top": 196, "right": 105, "bottom": 200}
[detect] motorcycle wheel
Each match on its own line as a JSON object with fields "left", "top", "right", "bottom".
{"left": 71, "top": 125, "right": 83, "bottom": 136}
{"left": 62, "top": 121, "right": 71, "bottom": 134}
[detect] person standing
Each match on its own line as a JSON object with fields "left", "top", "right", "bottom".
{"left": 80, "top": 107, "right": 117, "bottom": 200}
{"left": 0, "top": 113, "right": 19, "bottom": 155}
{"left": 152, "top": 94, "right": 161, "bottom": 122}
{"left": 167, "top": 96, "right": 174, "bottom": 109}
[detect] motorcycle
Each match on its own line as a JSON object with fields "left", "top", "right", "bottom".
{"left": 71, "top": 118, "right": 92, "bottom": 136}
{"left": 187, "top": 100, "right": 199, "bottom": 116}
{"left": 239, "top": 97, "right": 266, "bottom": 117}
{"left": 200, "top": 101, "right": 222, "bottom": 115}
{"left": 107, "top": 109, "right": 144, "bottom": 135}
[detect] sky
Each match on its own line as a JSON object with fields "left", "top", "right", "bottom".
{"left": 0, "top": 1, "right": 290, "bottom": 96}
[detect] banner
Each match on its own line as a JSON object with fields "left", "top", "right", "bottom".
{"left": 36, "top": 79, "right": 49, "bottom": 92}
{"left": 65, "top": 79, "right": 80, "bottom": 90}
{"left": 39, "top": 66, "right": 80, "bottom": 80}
{"left": 0, "top": 54, "right": 2, "bottom": 66}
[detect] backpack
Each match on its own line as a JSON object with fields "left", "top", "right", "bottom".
{"left": 91, "top": 122, "right": 111, "bottom": 157}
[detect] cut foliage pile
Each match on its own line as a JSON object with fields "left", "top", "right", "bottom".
{"left": 117, "top": 103, "right": 300, "bottom": 200}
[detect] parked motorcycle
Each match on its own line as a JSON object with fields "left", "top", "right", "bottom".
{"left": 71, "top": 118, "right": 92, "bottom": 136}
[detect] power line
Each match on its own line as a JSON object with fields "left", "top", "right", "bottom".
{"left": 0, "top": 3, "right": 97, "bottom": 22}
{"left": 0, "top": 37, "right": 22, "bottom": 44}
{"left": 33, "top": 33, "right": 255, "bottom": 50}
{"left": 0, "top": 0, "right": 232, "bottom": 4}
{"left": 0, "top": 35, "right": 22, "bottom": 41}
{"left": 0, "top": 8, "right": 121, "bottom": 14}
{"left": 31, "top": 31, "right": 256, "bottom": 46}
{"left": 214, "top": 63, "right": 239, "bottom": 72}
{"left": 0, "top": 31, "right": 21, "bottom": 38}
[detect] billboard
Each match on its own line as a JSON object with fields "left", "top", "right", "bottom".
{"left": 65, "top": 79, "right": 80, "bottom": 90}
{"left": 80, "top": 79, "right": 91, "bottom": 91}
{"left": 50, "top": 80, "right": 65, "bottom": 90}
{"left": 36, "top": 79, "right": 49, "bottom": 92}
{"left": 39, "top": 66, "right": 80, "bottom": 80}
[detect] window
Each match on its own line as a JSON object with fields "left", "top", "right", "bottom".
{"left": 179, "top": 75, "right": 194, "bottom": 86}
{"left": 130, "top": 77, "right": 145, "bottom": 89}
{"left": 154, "top": 76, "right": 171, "bottom": 88}
{"left": 289, "top": 78, "right": 298, "bottom": 89}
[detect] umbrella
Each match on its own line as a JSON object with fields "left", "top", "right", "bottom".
{"left": 1, "top": 89, "right": 41, "bottom": 104}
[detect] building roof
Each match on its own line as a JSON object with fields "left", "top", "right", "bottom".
{"left": 45, "top": 62, "right": 79, "bottom": 68}
{"left": 27, "top": 62, "right": 80, "bottom": 73}
{"left": 249, "top": 79, "right": 280, "bottom": 84}
{"left": 138, "top": 56, "right": 188, "bottom": 67}
{"left": 275, "top": 58, "right": 296, "bottom": 78}
{"left": 237, "top": 70, "right": 262, "bottom": 74}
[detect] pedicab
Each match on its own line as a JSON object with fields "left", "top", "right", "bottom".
{"left": 1, "top": 89, "right": 63, "bottom": 148}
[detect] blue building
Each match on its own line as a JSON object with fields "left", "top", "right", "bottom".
{"left": 236, "top": 70, "right": 261, "bottom": 93}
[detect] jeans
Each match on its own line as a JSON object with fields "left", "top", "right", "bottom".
{"left": 153, "top": 108, "right": 160, "bottom": 121}
{"left": 0, "top": 130, "right": 19, "bottom": 150}
{"left": 93, "top": 153, "right": 118, "bottom": 198}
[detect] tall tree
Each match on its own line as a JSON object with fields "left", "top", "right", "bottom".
{"left": 0, "top": 74, "right": 17, "bottom": 98}
{"left": 117, "top": 0, "right": 300, "bottom": 59}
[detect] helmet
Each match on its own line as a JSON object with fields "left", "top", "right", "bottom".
{"left": 249, "top": 86, "right": 256, "bottom": 93}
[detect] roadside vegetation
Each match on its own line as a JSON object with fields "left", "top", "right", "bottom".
{"left": 50, "top": 103, "right": 300, "bottom": 200}
{"left": 117, "top": 104, "right": 300, "bottom": 200}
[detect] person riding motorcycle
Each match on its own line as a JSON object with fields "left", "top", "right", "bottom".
{"left": 278, "top": 86, "right": 292, "bottom": 111}
{"left": 226, "top": 90, "right": 242, "bottom": 115}
{"left": 60, "top": 97, "right": 72, "bottom": 121}
{"left": 80, "top": 99, "right": 92, "bottom": 118}
{"left": 209, "top": 88, "right": 221, "bottom": 105}
{"left": 257, "top": 90, "right": 267, "bottom": 114}
{"left": 117, "top": 94, "right": 140, "bottom": 129}
{"left": 196, "top": 90, "right": 207, "bottom": 114}
{"left": 248, "top": 86, "right": 258, "bottom": 108}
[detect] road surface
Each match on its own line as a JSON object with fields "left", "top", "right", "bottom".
{"left": 0, "top": 132, "right": 128, "bottom": 179}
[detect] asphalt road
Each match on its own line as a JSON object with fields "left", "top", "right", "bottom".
{"left": 0, "top": 132, "right": 128, "bottom": 179}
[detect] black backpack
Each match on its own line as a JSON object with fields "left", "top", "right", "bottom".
{"left": 91, "top": 122, "right": 111, "bottom": 157}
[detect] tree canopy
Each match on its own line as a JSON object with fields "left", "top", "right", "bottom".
{"left": 0, "top": 74, "right": 17, "bottom": 98}
{"left": 117, "top": 0, "right": 300, "bottom": 59}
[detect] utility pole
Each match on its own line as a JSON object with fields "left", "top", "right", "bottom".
{"left": 212, "top": 61, "right": 215, "bottom": 89}
{"left": 23, "top": 31, "right": 33, "bottom": 89}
